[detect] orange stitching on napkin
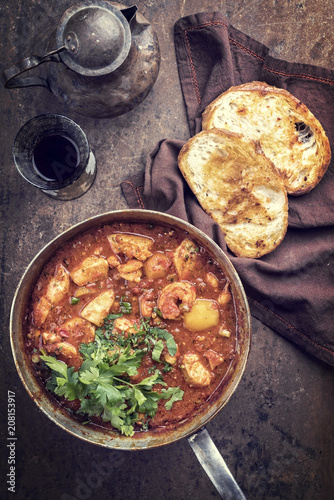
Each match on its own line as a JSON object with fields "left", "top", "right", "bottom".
{"left": 228, "top": 37, "right": 266, "bottom": 62}
{"left": 185, "top": 21, "right": 229, "bottom": 31}
{"left": 249, "top": 297, "right": 334, "bottom": 356}
{"left": 183, "top": 21, "right": 236, "bottom": 105}
{"left": 227, "top": 35, "right": 334, "bottom": 85}
{"left": 135, "top": 185, "right": 146, "bottom": 209}
{"left": 183, "top": 31, "right": 202, "bottom": 104}
{"left": 262, "top": 65, "right": 334, "bottom": 85}
{"left": 121, "top": 181, "right": 146, "bottom": 209}
{"left": 182, "top": 21, "right": 334, "bottom": 106}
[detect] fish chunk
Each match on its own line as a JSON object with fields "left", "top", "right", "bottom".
{"left": 61, "top": 317, "right": 96, "bottom": 344}
{"left": 107, "top": 253, "right": 121, "bottom": 268}
{"left": 70, "top": 255, "right": 109, "bottom": 287}
{"left": 80, "top": 290, "right": 115, "bottom": 326}
{"left": 107, "top": 234, "right": 153, "bottom": 261}
{"left": 45, "top": 341, "right": 79, "bottom": 368}
{"left": 173, "top": 239, "right": 200, "bottom": 280}
{"left": 113, "top": 317, "right": 139, "bottom": 334}
{"left": 42, "top": 331, "right": 62, "bottom": 344}
{"left": 33, "top": 296, "right": 52, "bottom": 328}
{"left": 204, "top": 350, "right": 224, "bottom": 370}
{"left": 33, "top": 265, "right": 70, "bottom": 327}
{"left": 117, "top": 259, "right": 143, "bottom": 282}
{"left": 181, "top": 353, "right": 212, "bottom": 387}
{"left": 46, "top": 264, "right": 70, "bottom": 305}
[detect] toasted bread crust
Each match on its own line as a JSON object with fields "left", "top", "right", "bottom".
{"left": 202, "top": 82, "right": 331, "bottom": 196}
{"left": 178, "top": 128, "right": 288, "bottom": 258}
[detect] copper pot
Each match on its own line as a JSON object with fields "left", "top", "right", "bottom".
{"left": 10, "top": 210, "right": 251, "bottom": 498}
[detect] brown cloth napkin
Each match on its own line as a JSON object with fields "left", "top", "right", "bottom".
{"left": 122, "top": 12, "right": 334, "bottom": 366}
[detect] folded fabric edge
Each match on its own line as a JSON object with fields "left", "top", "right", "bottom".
{"left": 249, "top": 297, "right": 334, "bottom": 366}
{"left": 120, "top": 174, "right": 145, "bottom": 209}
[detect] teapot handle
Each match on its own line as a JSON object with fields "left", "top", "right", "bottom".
{"left": 2, "top": 46, "right": 67, "bottom": 89}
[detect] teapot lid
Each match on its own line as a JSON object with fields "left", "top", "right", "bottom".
{"left": 56, "top": 1, "right": 134, "bottom": 76}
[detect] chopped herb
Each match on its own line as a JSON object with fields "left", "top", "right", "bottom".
{"left": 162, "top": 362, "right": 173, "bottom": 373}
{"left": 120, "top": 296, "right": 132, "bottom": 314}
{"left": 70, "top": 297, "right": 80, "bottom": 305}
{"left": 152, "top": 339, "right": 165, "bottom": 362}
{"left": 153, "top": 307, "right": 163, "bottom": 318}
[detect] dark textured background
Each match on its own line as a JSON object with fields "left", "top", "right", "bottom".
{"left": 1, "top": 1, "right": 333, "bottom": 499}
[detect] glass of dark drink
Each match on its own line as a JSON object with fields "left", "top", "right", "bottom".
{"left": 13, "top": 114, "right": 96, "bottom": 200}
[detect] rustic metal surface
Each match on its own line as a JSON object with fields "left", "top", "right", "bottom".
{"left": 0, "top": 1, "right": 333, "bottom": 499}
{"left": 3, "top": 2, "right": 161, "bottom": 118}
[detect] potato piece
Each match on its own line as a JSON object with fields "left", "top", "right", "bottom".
{"left": 173, "top": 239, "right": 200, "bottom": 280}
{"left": 70, "top": 255, "right": 109, "bottom": 287}
{"left": 184, "top": 298, "right": 219, "bottom": 331}
{"left": 107, "top": 234, "right": 153, "bottom": 261}
{"left": 181, "top": 353, "right": 212, "bottom": 387}
{"left": 80, "top": 290, "right": 115, "bottom": 326}
{"left": 46, "top": 264, "right": 70, "bottom": 305}
{"left": 61, "top": 317, "right": 96, "bottom": 344}
{"left": 144, "top": 252, "right": 171, "bottom": 279}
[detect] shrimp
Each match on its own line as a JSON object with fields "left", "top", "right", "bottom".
{"left": 139, "top": 289, "right": 156, "bottom": 318}
{"left": 107, "top": 234, "right": 153, "bottom": 261}
{"left": 158, "top": 281, "right": 196, "bottom": 320}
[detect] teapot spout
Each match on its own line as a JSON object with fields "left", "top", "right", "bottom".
{"left": 120, "top": 4, "right": 150, "bottom": 34}
{"left": 120, "top": 5, "right": 137, "bottom": 22}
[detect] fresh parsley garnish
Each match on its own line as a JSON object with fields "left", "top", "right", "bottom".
{"left": 40, "top": 315, "right": 183, "bottom": 436}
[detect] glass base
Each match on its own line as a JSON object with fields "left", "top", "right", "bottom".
{"left": 42, "top": 151, "right": 96, "bottom": 201}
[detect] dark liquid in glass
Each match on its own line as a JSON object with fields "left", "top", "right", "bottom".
{"left": 33, "top": 134, "right": 79, "bottom": 183}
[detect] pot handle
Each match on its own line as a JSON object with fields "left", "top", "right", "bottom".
{"left": 2, "top": 46, "right": 67, "bottom": 89}
{"left": 187, "top": 427, "right": 247, "bottom": 499}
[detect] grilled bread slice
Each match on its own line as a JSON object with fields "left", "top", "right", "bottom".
{"left": 202, "top": 82, "right": 331, "bottom": 196}
{"left": 178, "top": 128, "right": 288, "bottom": 258}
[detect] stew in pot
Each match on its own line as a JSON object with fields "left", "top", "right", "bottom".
{"left": 25, "top": 221, "right": 237, "bottom": 436}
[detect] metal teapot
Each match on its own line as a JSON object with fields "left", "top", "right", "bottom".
{"left": 3, "top": 1, "right": 160, "bottom": 118}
